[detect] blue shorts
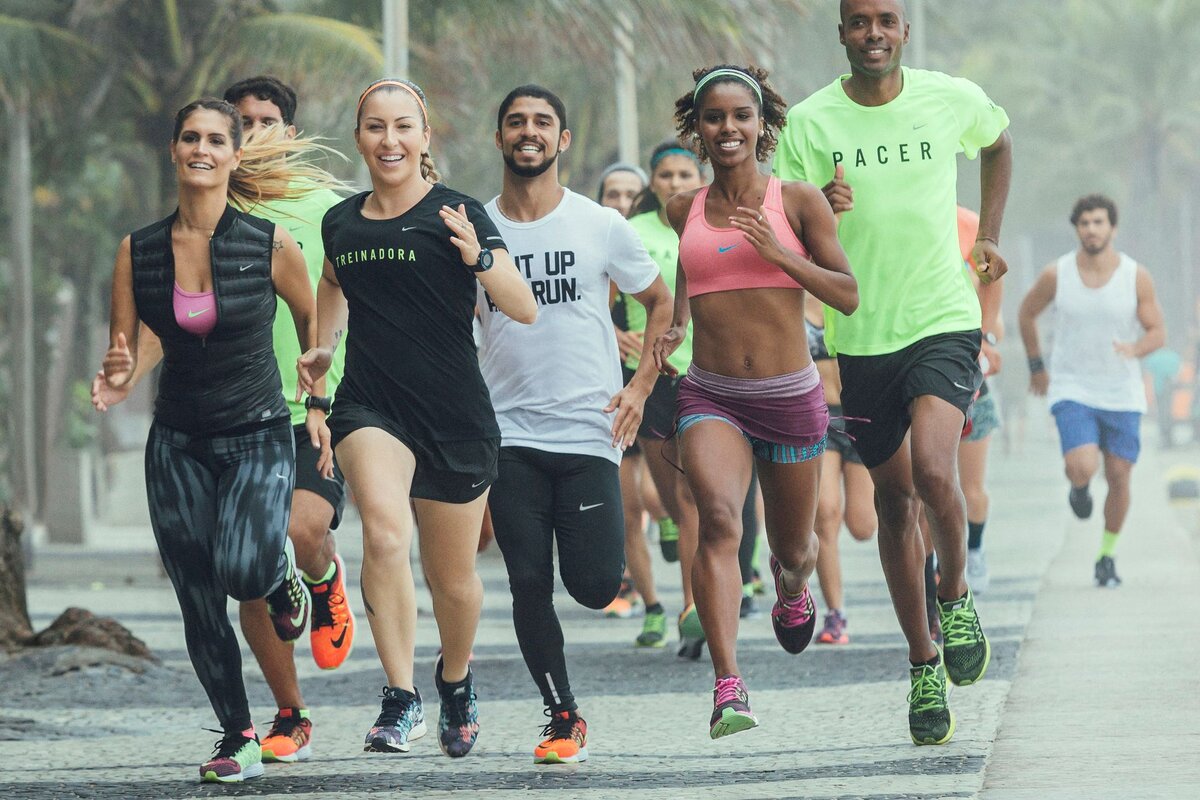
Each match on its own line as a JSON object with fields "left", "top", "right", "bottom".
{"left": 677, "top": 413, "right": 827, "bottom": 464}
{"left": 1051, "top": 400, "right": 1141, "bottom": 463}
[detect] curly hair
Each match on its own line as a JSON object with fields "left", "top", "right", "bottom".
{"left": 674, "top": 64, "right": 787, "bottom": 164}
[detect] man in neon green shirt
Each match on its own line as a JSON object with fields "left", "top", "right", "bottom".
{"left": 225, "top": 76, "right": 354, "bottom": 763}
{"left": 774, "top": 0, "right": 1012, "bottom": 747}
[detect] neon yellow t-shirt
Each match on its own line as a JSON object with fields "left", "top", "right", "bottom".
{"left": 624, "top": 210, "right": 692, "bottom": 373}
{"left": 248, "top": 187, "right": 346, "bottom": 425}
{"left": 773, "top": 67, "right": 1009, "bottom": 356}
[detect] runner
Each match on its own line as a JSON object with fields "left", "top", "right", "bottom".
{"left": 656, "top": 64, "right": 857, "bottom": 738}
{"left": 774, "top": 0, "right": 1012, "bottom": 745}
{"left": 1018, "top": 194, "right": 1165, "bottom": 587}
{"left": 625, "top": 141, "right": 706, "bottom": 652}
{"left": 297, "top": 78, "right": 536, "bottom": 758}
{"left": 806, "top": 294, "right": 877, "bottom": 645}
{"left": 93, "top": 97, "right": 332, "bottom": 782}
{"left": 479, "top": 84, "right": 672, "bottom": 763}
{"left": 596, "top": 162, "right": 647, "bottom": 218}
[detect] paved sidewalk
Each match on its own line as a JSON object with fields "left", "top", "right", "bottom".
{"left": 1, "top": 412, "right": 1196, "bottom": 798}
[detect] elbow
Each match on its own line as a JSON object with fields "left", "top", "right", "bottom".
{"left": 834, "top": 283, "right": 860, "bottom": 316}
{"left": 513, "top": 302, "right": 538, "bottom": 325}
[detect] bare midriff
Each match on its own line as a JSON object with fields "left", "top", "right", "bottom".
{"left": 689, "top": 287, "right": 811, "bottom": 378}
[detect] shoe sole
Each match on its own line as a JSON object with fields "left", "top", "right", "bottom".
{"left": 947, "top": 636, "right": 991, "bottom": 687}
{"left": 262, "top": 742, "right": 311, "bottom": 763}
{"left": 636, "top": 638, "right": 667, "bottom": 648}
{"left": 816, "top": 634, "right": 849, "bottom": 645}
{"left": 535, "top": 747, "right": 588, "bottom": 764}
{"left": 911, "top": 710, "right": 957, "bottom": 745}
{"left": 201, "top": 762, "right": 264, "bottom": 783}
{"left": 364, "top": 722, "right": 427, "bottom": 753}
{"left": 660, "top": 541, "right": 679, "bottom": 562}
{"left": 709, "top": 708, "right": 759, "bottom": 739}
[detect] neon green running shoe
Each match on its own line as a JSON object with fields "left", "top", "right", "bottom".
{"left": 908, "top": 656, "right": 955, "bottom": 746}
{"left": 200, "top": 729, "right": 264, "bottom": 783}
{"left": 938, "top": 587, "right": 990, "bottom": 686}
{"left": 636, "top": 608, "right": 667, "bottom": 647}
{"left": 658, "top": 517, "right": 680, "bottom": 562}
{"left": 677, "top": 604, "right": 705, "bottom": 659}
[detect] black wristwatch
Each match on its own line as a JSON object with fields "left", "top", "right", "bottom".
{"left": 470, "top": 247, "right": 494, "bottom": 273}
{"left": 304, "top": 395, "right": 332, "bottom": 413}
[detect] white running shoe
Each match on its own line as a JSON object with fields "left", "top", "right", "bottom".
{"left": 966, "top": 548, "right": 990, "bottom": 595}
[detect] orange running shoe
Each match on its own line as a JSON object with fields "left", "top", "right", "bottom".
{"left": 260, "top": 707, "right": 312, "bottom": 763}
{"left": 305, "top": 553, "right": 355, "bottom": 670}
{"left": 533, "top": 710, "right": 588, "bottom": 764}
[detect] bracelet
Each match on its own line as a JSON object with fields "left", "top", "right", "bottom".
{"left": 1027, "top": 356, "right": 1045, "bottom": 373}
{"left": 976, "top": 235, "right": 999, "bottom": 245}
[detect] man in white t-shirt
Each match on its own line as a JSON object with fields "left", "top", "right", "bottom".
{"left": 1019, "top": 194, "right": 1165, "bottom": 587}
{"left": 478, "top": 84, "right": 672, "bottom": 765}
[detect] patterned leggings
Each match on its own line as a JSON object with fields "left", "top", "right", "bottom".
{"left": 145, "top": 419, "right": 294, "bottom": 732}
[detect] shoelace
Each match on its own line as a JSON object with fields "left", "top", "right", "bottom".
{"left": 539, "top": 710, "right": 579, "bottom": 741}
{"left": 773, "top": 585, "right": 813, "bottom": 627}
{"left": 713, "top": 676, "right": 746, "bottom": 708}
{"left": 907, "top": 664, "right": 945, "bottom": 713}
{"left": 376, "top": 688, "right": 416, "bottom": 729}
{"left": 940, "top": 602, "right": 980, "bottom": 648}
{"left": 266, "top": 712, "right": 302, "bottom": 740}
{"left": 205, "top": 729, "right": 254, "bottom": 760}
{"left": 442, "top": 687, "right": 477, "bottom": 727}
{"left": 309, "top": 583, "right": 348, "bottom": 630}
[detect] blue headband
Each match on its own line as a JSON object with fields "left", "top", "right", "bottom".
{"left": 693, "top": 68, "right": 763, "bottom": 105}
{"left": 650, "top": 147, "right": 699, "bottom": 171}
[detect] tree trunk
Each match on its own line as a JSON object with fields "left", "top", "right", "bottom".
{"left": 0, "top": 506, "right": 33, "bottom": 649}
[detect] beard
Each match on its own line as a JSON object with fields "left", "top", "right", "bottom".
{"left": 503, "top": 147, "right": 559, "bottom": 178}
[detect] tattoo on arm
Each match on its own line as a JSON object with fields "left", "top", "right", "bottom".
{"left": 332, "top": 329, "right": 344, "bottom": 353}
{"left": 273, "top": 239, "right": 284, "bottom": 251}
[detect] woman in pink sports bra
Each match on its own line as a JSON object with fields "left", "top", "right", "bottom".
{"left": 652, "top": 64, "right": 858, "bottom": 740}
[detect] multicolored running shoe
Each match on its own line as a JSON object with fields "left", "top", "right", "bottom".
{"left": 937, "top": 587, "right": 990, "bottom": 686}
{"left": 435, "top": 657, "right": 480, "bottom": 758}
{"left": 200, "top": 728, "right": 263, "bottom": 783}
{"left": 304, "top": 553, "right": 355, "bottom": 669}
{"left": 908, "top": 655, "right": 955, "bottom": 745}
{"left": 677, "top": 604, "right": 705, "bottom": 660}
{"left": 636, "top": 607, "right": 667, "bottom": 647}
{"left": 658, "top": 517, "right": 680, "bottom": 562}
{"left": 265, "top": 549, "right": 309, "bottom": 643}
{"left": 534, "top": 710, "right": 588, "bottom": 764}
{"left": 769, "top": 554, "right": 817, "bottom": 654}
{"left": 816, "top": 608, "right": 849, "bottom": 645}
{"left": 260, "top": 707, "right": 311, "bottom": 763}
{"left": 365, "top": 686, "right": 427, "bottom": 753}
{"left": 709, "top": 675, "right": 758, "bottom": 739}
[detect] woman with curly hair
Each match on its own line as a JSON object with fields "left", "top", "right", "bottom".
{"left": 653, "top": 65, "right": 858, "bottom": 738}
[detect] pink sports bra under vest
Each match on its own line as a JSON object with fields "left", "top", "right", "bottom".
{"left": 679, "top": 175, "right": 809, "bottom": 298}
{"left": 174, "top": 283, "right": 217, "bottom": 337}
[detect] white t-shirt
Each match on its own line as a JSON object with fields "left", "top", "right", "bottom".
{"left": 479, "top": 188, "right": 659, "bottom": 463}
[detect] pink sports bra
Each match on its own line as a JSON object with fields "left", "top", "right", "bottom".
{"left": 679, "top": 175, "right": 809, "bottom": 298}
{"left": 174, "top": 283, "right": 217, "bottom": 337}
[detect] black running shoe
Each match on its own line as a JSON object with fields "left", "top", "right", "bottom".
{"left": 434, "top": 657, "right": 479, "bottom": 758}
{"left": 1069, "top": 486, "right": 1093, "bottom": 519}
{"left": 1094, "top": 555, "right": 1122, "bottom": 587}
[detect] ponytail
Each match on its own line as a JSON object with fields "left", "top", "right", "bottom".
{"left": 227, "top": 125, "right": 349, "bottom": 210}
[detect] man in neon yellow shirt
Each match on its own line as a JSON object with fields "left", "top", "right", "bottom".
{"left": 774, "top": 0, "right": 1012, "bottom": 747}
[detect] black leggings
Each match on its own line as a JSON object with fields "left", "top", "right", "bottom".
{"left": 145, "top": 420, "right": 294, "bottom": 732}
{"left": 488, "top": 446, "right": 625, "bottom": 713}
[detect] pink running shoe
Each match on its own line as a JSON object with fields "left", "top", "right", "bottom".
{"left": 708, "top": 675, "right": 759, "bottom": 739}
{"left": 769, "top": 554, "right": 817, "bottom": 654}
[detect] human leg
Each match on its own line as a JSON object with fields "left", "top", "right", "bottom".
{"left": 641, "top": 436, "right": 700, "bottom": 608}
{"left": 959, "top": 433, "right": 992, "bottom": 594}
{"left": 757, "top": 454, "right": 822, "bottom": 655}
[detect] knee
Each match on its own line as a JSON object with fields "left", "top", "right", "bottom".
{"left": 962, "top": 484, "right": 988, "bottom": 512}
{"left": 815, "top": 500, "right": 841, "bottom": 539}
{"left": 219, "top": 557, "right": 277, "bottom": 602}
{"left": 845, "top": 508, "right": 877, "bottom": 542}
{"left": 427, "top": 568, "right": 481, "bottom": 605}
{"left": 287, "top": 517, "right": 329, "bottom": 564}
{"left": 563, "top": 568, "right": 622, "bottom": 610}
{"left": 506, "top": 565, "right": 554, "bottom": 605}
{"left": 694, "top": 500, "right": 742, "bottom": 549}
{"left": 874, "top": 486, "right": 920, "bottom": 531}
{"left": 773, "top": 529, "right": 818, "bottom": 573}
{"left": 913, "top": 466, "right": 959, "bottom": 509}
{"left": 362, "top": 526, "right": 409, "bottom": 563}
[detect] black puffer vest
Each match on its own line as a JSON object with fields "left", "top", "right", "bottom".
{"left": 130, "top": 205, "right": 288, "bottom": 434}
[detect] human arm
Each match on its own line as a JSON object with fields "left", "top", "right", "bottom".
{"left": 102, "top": 237, "right": 138, "bottom": 391}
{"left": 970, "top": 130, "right": 1013, "bottom": 284}
{"left": 729, "top": 182, "right": 858, "bottom": 315}
{"left": 91, "top": 322, "right": 162, "bottom": 411}
{"left": 1018, "top": 263, "right": 1057, "bottom": 395}
{"left": 652, "top": 193, "right": 695, "bottom": 377}
{"left": 1113, "top": 266, "right": 1166, "bottom": 358}
{"left": 970, "top": 270, "right": 1004, "bottom": 375}
{"left": 606, "top": 276, "right": 673, "bottom": 449}
{"left": 441, "top": 202, "right": 536, "bottom": 324}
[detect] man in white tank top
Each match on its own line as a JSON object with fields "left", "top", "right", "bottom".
{"left": 1018, "top": 194, "right": 1165, "bottom": 587}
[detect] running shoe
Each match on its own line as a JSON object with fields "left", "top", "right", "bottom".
{"left": 816, "top": 609, "right": 849, "bottom": 645}
{"left": 750, "top": 567, "right": 765, "bottom": 595}
{"left": 739, "top": 591, "right": 761, "bottom": 619}
{"left": 603, "top": 577, "right": 638, "bottom": 619}
{"left": 1094, "top": 555, "right": 1122, "bottom": 588}
{"left": 966, "top": 547, "right": 990, "bottom": 595}
{"left": 305, "top": 553, "right": 355, "bottom": 670}
{"left": 365, "top": 686, "right": 427, "bottom": 753}
{"left": 677, "top": 604, "right": 705, "bottom": 660}
{"left": 265, "top": 550, "right": 309, "bottom": 644}
{"left": 658, "top": 517, "right": 680, "bottom": 562}
{"left": 260, "top": 707, "right": 311, "bottom": 763}
{"left": 434, "top": 657, "right": 479, "bottom": 758}
{"left": 908, "top": 655, "right": 955, "bottom": 745}
{"left": 636, "top": 607, "right": 667, "bottom": 648}
{"left": 769, "top": 554, "right": 817, "bottom": 654}
{"left": 200, "top": 729, "right": 263, "bottom": 783}
{"left": 937, "top": 588, "right": 990, "bottom": 686}
{"left": 1069, "top": 485, "right": 1094, "bottom": 519}
{"left": 708, "top": 674, "right": 758, "bottom": 739}
{"left": 534, "top": 710, "right": 588, "bottom": 764}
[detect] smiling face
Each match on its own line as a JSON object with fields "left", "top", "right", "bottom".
{"left": 839, "top": 0, "right": 909, "bottom": 79}
{"left": 650, "top": 154, "right": 703, "bottom": 207}
{"left": 171, "top": 108, "right": 242, "bottom": 190}
{"left": 695, "top": 82, "right": 762, "bottom": 167}
{"left": 354, "top": 88, "right": 431, "bottom": 189}
{"left": 496, "top": 95, "right": 570, "bottom": 179}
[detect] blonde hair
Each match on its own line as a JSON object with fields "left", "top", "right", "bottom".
{"left": 228, "top": 124, "right": 350, "bottom": 209}
{"left": 355, "top": 78, "right": 442, "bottom": 184}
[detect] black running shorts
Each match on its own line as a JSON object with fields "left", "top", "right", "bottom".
{"left": 292, "top": 423, "right": 347, "bottom": 529}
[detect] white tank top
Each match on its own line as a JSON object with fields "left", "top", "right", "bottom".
{"left": 1047, "top": 250, "right": 1146, "bottom": 412}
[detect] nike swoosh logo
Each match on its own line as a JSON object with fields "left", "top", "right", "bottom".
{"left": 718, "top": 244, "right": 739, "bottom": 253}
{"left": 276, "top": 473, "right": 288, "bottom": 480}
{"left": 240, "top": 263, "right": 254, "bottom": 271}
{"left": 330, "top": 627, "right": 348, "bottom": 649}
{"left": 952, "top": 381, "right": 972, "bottom": 392}
{"left": 402, "top": 226, "right": 417, "bottom": 232}
{"left": 486, "top": 236, "right": 504, "bottom": 241}
{"left": 913, "top": 122, "right": 928, "bottom": 130}
{"left": 187, "top": 309, "right": 209, "bottom": 318}
{"left": 471, "top": 479, "right": 487, "bottom": 488}
{"left": 290, "top": 608, "right": 305, "bottom": 628}
{"left": 579, "top": 502, "right": 604, "bottom": 511}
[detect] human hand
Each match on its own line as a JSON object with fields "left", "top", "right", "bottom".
{"left": 296, "top": 348, "right": 332, "bottom": 400}
{"left": 441, "top": 203, "right": 481, "bottom": 266}
{"left": 653, "top": 326, "right": 685, "bottom": 376}
{"left": 972, "top": 238, "right": 1008, "bottom": 283}
{"left": 821, "top": 164, "right": 853, "bottom": 218}
{"left": 91, "top": 368, "right": 130, "bottom": 412}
